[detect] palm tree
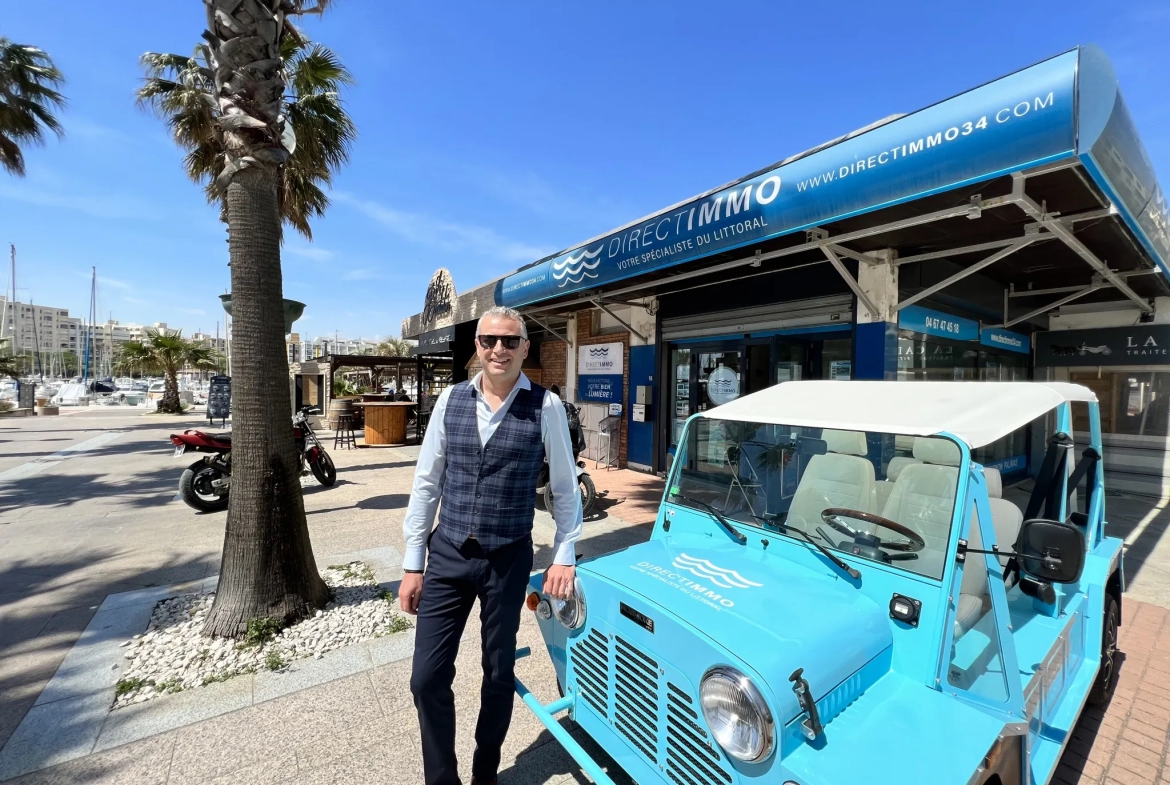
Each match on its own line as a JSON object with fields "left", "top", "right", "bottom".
{"left": 0, "top": 338, "right": 21, "bottom": 379}
{"left": 149, "top": 1, "right": 348, "bottom": 637}
{"left": 117, "top": 329, "right": 220, "bottom": 413}
{"left": 137, "top": 32, "right": 354, "bottom": 239}
{"left": 0, "top": 38, "right": 65, "bottom": 177}
{"left": 375, "top": 337, "right": 411, "bottom": 357}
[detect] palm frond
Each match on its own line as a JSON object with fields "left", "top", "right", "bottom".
{"left": 0, "top": 37, "right": 66, "bottom": 176}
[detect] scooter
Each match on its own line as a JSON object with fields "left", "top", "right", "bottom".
{"left": 539, "top": 457, "right": 597, "bottom": 518}
{"left": 537, "top": 399, "right": 597, "bottom": 517}
{"left": 169, "top": 407, "right": 336, "bottom": 512}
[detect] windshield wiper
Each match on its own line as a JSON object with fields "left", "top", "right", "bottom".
{"left": 750, "top": 514, "right": 861, "bottom": 580}
{"left": 671, "top": 494, "right": 747, "bottom": 545}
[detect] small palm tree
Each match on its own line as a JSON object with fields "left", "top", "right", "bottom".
{"left": 0, "top": 38, "right": 65, "bottom": 177}
{"left": 137, "top": 35, "right": 354, "bottom": 239}
{"left": 0, "top": 338, "right": 21, "bottom": 379}
{"left": 375, "top": 337, "right": 411, "bottom": 357}
{"left": 117, "top": 329, "right": 220, "bottom": 414}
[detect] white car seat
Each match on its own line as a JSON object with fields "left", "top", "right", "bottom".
{"left": 787, "top": 429, "right": 875, "bottom": 531}
{"left": 873, "top": 456, "right": 923, "bottom": 514}
{"left": 880, "top": 437, "right": 961, "bottom": 580}
{"left": 953, "top": 467, "right": 1026, "bottom": 638}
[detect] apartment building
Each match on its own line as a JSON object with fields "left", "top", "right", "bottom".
{"left": 0, "top": 296, "right": 83, "bottom": 355}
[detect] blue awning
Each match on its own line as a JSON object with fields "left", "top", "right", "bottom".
{"left": 496, "top": 46, "right": 1169, "bottom": 309}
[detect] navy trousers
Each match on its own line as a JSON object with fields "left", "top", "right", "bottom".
{"left": 410, "top": 528, "right": 533, "bottom": 785}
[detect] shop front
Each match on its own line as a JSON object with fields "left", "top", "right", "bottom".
{"left": 401, "top": 45, "right": 1170, "bottom": 481}
{"left": 1038, "top": 322, "right": 1170, "bottom": 496}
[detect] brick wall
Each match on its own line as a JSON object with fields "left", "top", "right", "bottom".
{"left": 539, "top": 340, "right": 567, "bottom": 395}
{"left": 576, "top": 311, "right": 630, "bottom": 468}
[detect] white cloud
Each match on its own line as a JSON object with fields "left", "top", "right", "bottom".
{"left": 334, "top": 192, "right": 554, "bottom": 264}
{"left": 285, "top": 245, "right": 335, "bottom": 262}
{"left": 342, "top": 268, "right": 379, "bottom": 281}
{"left": 122, "top": 295, "right": 148, "bottom": 305}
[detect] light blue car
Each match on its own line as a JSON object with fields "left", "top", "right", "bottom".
{"left": 518, "top": 380, "right": 1121, "bottom": 785}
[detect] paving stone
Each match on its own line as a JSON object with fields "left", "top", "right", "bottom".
{"left": 93, "top": 673, "right": 254, "bottom": 753}
{"left": 0, "top": 689, "right": 110, "bottom": 781}
{"left": 2, "top": 731, "right": 175, "bottom": 785}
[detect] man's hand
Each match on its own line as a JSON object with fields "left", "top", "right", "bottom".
{"left": 399, "top": 573, "right": 424, "bottom": 615}
{"left": 544, "top": 564, "right": 576, "bottom": 600}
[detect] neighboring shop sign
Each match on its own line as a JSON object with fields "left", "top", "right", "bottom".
{"left": 980, "top": 327, "right": 1030, "bottom": 354}
{"left": 899, "top": 305, "right": 979, "bottom": 341}
{"left": 706, "top": 366, "right": 740, "bottom": 405}
{"left": 413, "top": 325, "right": 455, "bottom": 354}
{"left": 498, "top": 51, "right": 1077, "bottom": 307}
{"left": 207, "top": 375, "right": 231, "bottom": 423}
{"left": 1035, "top": 325, "right": 1170, "bottom": 367}
{"left": 986, "top": 454, "right": 1027, "bottom": 474}
{"left": 578, "top": 342, "right": 624, "bottom": 402}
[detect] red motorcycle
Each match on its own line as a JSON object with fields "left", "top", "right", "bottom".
{"left": 170, "top": 407, "right": 336, "bottom": 512}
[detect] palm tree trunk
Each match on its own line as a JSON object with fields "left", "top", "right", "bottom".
{"left": 160, "top": 367, "right": 182, "bottom": 413}
{"left": 202, "top": 164, "right": 328, "bottom": 637}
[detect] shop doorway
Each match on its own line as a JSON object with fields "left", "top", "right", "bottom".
{"left": 663, "top": 332, "right": 851, "bottom": 471}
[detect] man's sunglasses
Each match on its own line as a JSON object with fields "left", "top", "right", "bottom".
{"left": 477, "top": 334, "right": 525, "bottom": 350}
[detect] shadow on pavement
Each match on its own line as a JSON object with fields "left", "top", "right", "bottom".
{"left": 0, "top": 466, "right": 181, "bottom": 517}
{"left": 0, "top": 548, "right": 216, "bottom": 760}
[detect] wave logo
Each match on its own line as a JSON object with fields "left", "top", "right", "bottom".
{"left": 671, "top": 553, "right": 762, "bottom": 590}
{"left": 551, "top": 245, "right": 602, "bottom": 287}
{"left": 588, "top": 347, "right": 609, "bottom": 357}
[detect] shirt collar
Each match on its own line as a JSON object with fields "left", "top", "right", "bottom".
{"left": 470, "top": 371, "right": 530, "bottom": 397}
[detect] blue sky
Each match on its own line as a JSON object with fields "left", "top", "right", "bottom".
{"left": 2, "top": 2, "right": 1167, "bottom": 341}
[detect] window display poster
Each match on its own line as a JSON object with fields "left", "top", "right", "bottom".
{"left": 578, "top": 342, "right": 624, "bottom": 403}
{"left": 829, "top": 361, "right": 851, "bottom": 381}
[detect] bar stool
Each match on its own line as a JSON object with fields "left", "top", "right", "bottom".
{"left": 333, "top": 414, "right": 357, "bottom": 449}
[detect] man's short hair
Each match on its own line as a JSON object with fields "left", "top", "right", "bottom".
{"left": 476, "top": 306, "right": 528, "bottom": 340}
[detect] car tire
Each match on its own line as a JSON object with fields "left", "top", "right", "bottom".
{"left": 310, "top": 451, "right": 337, "bottom": 487}
{"left": 179, "top": 462, "right": 229, "bottom": 513}
{"left": 1088, "top": 594, "right": 1119, "bottom": 705}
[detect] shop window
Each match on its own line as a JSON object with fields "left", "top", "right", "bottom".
{"left": 1070, "top": 371, "right": 1170, "bottom": 437}
{"left": 590, "top": 309, "right": 628, "bottom": 337}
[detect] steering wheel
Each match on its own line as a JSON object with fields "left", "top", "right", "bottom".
{"left": 821, "top": 508, "right": 926, "bottom": 553}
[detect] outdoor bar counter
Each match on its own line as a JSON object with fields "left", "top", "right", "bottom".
{"left": 353, "top": 401, "right": 414, "bottom": 445}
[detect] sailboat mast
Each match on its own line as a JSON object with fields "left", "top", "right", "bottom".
{"left": 82, "top": 267, "right": 95, "bottom": 381}
{"left": 0, "top": 244, "right": 12, "bottom": 344}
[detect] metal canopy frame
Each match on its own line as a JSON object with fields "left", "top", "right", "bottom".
{"left": 513, "top": 159, "right": 1161, "bottom": 330}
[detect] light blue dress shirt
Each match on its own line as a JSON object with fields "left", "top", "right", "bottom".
{"left": 402, "top": 372, "right": 583, "bottom": 572}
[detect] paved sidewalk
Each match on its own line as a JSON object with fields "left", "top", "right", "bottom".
{"left": 587, "top": 469, "right": 663, "bottom": 525}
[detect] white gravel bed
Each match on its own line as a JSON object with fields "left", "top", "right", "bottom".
{"left": 113, "top": 561, "right": 411, "bottom": 708}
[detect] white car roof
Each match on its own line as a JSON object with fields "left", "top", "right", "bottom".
{"left": 702, "top": 381, "right": 1096, "bottom": 449}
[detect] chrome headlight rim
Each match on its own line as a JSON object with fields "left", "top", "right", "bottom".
{"left": 551, "top": 577, "right": 586, "bottom": 630}
{"left": 699, "top": 665, "right": 775, "bottom": 763}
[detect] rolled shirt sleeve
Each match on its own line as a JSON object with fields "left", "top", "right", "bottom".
{"left": 401, "top": 387, "right": 453, "bottom": 572}
{"left": 543, "top": 391, "right": 583, "bottom": 565}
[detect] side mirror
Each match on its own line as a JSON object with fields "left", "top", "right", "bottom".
{"left": 1016, "top": 518, "right": 1085, "bottom": 584}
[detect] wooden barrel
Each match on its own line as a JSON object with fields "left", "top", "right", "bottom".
{"left": 328, "top": 397, "right": 354, "bottom": 430}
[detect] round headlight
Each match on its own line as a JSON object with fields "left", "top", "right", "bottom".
{"left": 551, "top": 578, "right": 586, "bottom": 630}
{"left": 699, "top": 666, "right": 774, "bottom": 762}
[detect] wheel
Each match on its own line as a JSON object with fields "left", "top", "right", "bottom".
{"left": 1088, "top": 594, "right": 1119, "bottom": 705}
{"left": 179, "top": 461, "right": 229, "bottom": 512}
{"left": 310, "top": 450, "right": 337, "bottom": 486}
{"left": 579, "top": 473, "right": 597, "bottom": 517}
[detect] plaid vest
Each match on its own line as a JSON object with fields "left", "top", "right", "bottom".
{"left": 437, "top": 380, "right": 546, "bottom": 550}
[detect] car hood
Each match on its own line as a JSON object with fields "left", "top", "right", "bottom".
{"left": 579, "top": 536, "right": 892, "bottom": 719}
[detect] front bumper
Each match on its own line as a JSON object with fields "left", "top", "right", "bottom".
{"left": 514, "top": 647, "right": 619, "bottom": 785}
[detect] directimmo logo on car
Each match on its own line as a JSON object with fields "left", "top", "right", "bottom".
{"left": 631, "top": 553, "right": 761, "bottom": 609}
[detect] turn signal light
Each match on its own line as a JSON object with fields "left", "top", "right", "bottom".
{"left": 526, "top": 592, "right": 540, "bottom": 611}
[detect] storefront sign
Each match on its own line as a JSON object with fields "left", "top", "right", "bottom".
{"left": 899, "top": 306, "right": 979, "bottom": 341}
{"left": 413, "top": 325, "right": 455, "bottom": 354}
{"left": 706, "top": 366, "right": 740, "bottom": 405}
{"left": 498, "top": 52, "right": 1077, "bottom": 307}
{"left": 578, "top": 342, "right": 624, "bottom": 403}
{"left": 1035, "top": 325, "right": 1170, "bottom": 366}
{"left": 980, "top": 327, "right": 1030, "bottom": 354}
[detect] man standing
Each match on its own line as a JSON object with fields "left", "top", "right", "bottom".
{"left": 400, "top": 306, "right": 582, "bottom": 785}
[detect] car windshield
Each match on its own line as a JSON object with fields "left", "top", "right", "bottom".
{"left": 669, "top": 418, "right": 962, "bottom": 579}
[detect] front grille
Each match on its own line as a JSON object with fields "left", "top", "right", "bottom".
{"left": 571, "top": 629, "right": 609, "bottom": 719}
{"left": 568, "top": 628, "right": 734, "bottom": 784}
{"left": 614, "top": 636, "right": 659, "bottom": 760}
